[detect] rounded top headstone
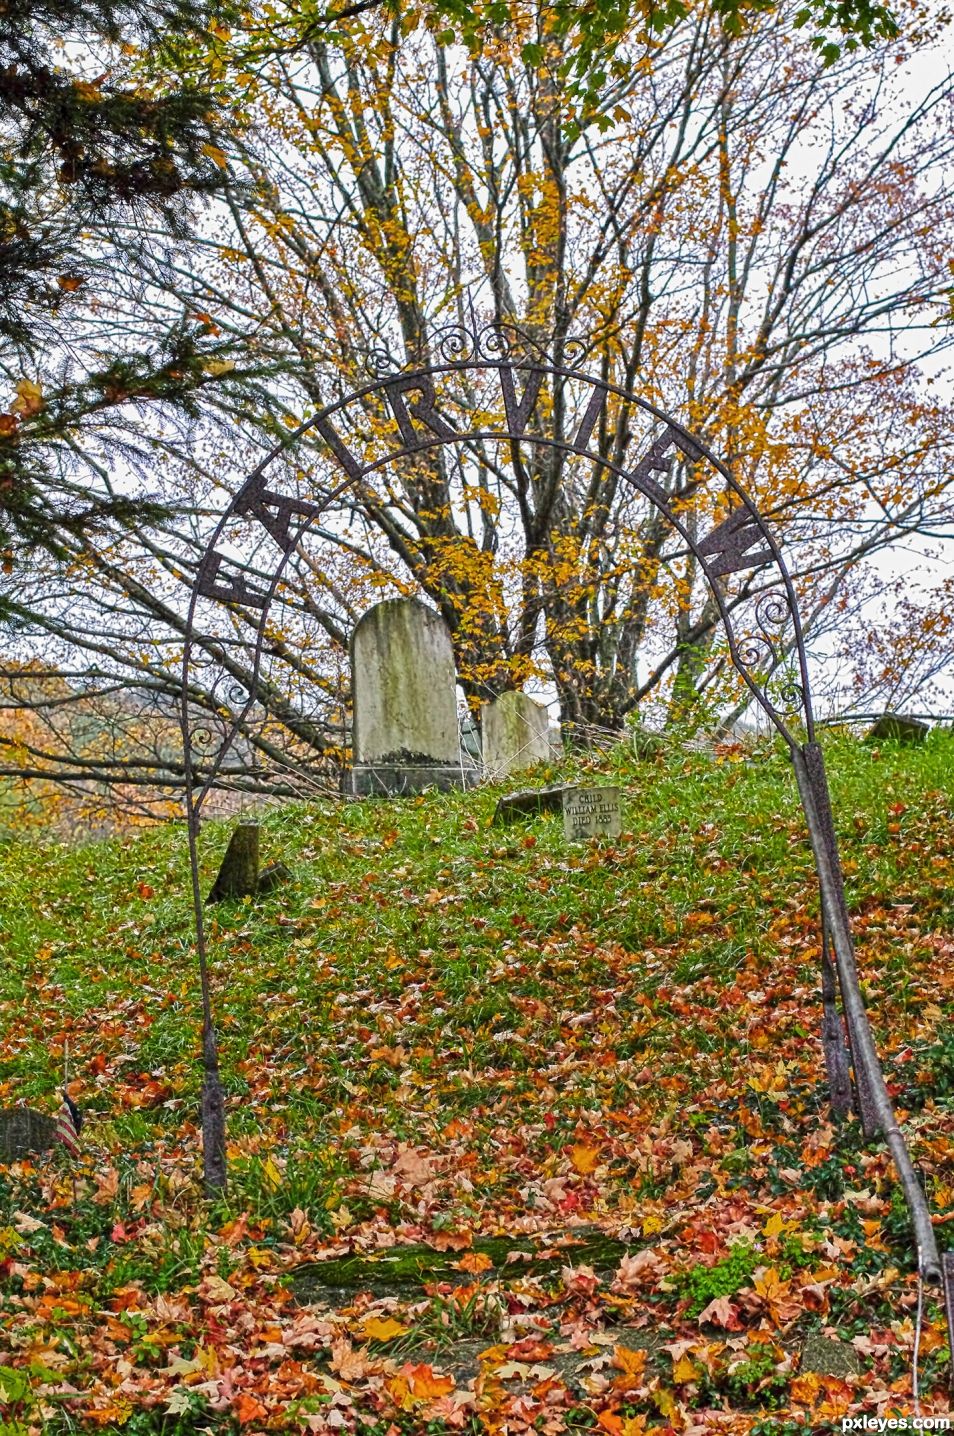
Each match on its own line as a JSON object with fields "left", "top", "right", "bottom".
{"left": 351, "top": 597, "right": 459, "bottom": 766}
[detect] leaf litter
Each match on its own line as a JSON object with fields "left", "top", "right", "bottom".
{"left": 0, "top": 734, "right": 952, "bottom": 1431}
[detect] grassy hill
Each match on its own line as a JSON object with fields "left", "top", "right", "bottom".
{"left": 0, "top": 731, "right": 952, "bottom": 1433}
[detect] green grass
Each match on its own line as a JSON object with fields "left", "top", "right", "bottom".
{"left": 0, "top": 728, "right": 952, "bottom": 1431}
{"left": 2, "top": 730, "right": 952, "bottom": 1168}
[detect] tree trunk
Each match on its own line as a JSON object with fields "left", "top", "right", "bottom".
{"left": 201, "top": 1025, "right": 227, "bottom": 1192}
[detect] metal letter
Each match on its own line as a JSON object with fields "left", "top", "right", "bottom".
{"left": 697, "top": 505, "right": 773, "bottom": 576}
{"left": 385, "top": 374, "right": 458, "bottom": 447}
{"left": 236, "top": 485, "right": 324, "bottom": 554}
{"left": 572, "top": 385, "right": 607, "bottom": 451}
{"left": 624, "top": 425, "right": 704, "bottom": 504}
{"left": 314, "top": 414, "right": 364, "bottom": 481}
{"left": 197, "top": 550, "right": 269, "bottom": 609}
{"left": 500, "top": 364, "right": 543, "bottom": 436}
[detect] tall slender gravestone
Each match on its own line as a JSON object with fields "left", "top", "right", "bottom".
{"left": 481, "top": 691, "right": 551, "bottom": 779}
{"left": 350, "top": 598, "right": 474, "bottom": 795}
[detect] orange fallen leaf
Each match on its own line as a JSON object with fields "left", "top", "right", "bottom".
{"left": 405, "top": 1361, "right": 455, "bottom": 1399}
{"left": 455, "top": 1250, "right": 493, "bottom": 1274}
{"left": 36, "top": 1295, "right": 88, "bottom": 1318}
{"left": 431, "top": 1227, "right": 472, "bottom": 1251}
{"left": 612, "top": 1344, "right": 649, "bottom": 1378}
{"left": 234, "top": 1391, "right": 267, "bottom": 1425}
{"left": 569, "top": 1143, "right": 601, "bottom": 1175}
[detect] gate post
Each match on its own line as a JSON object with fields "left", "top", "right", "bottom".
{"left": 792, "top": 742, "right": 940, "bottom": 1283}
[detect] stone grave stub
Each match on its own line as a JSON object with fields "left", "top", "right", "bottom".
{"left": 562, "top": 786, "right": 622, "bottom": 842}
{"left": 493, "top": 783, "right": 569, "bottom": 825}
{"left": 865, "top": 713, "right": 929, "bottom": 745}
{"left": 481, "top": 691, "right": 551, "bottom": 779}
{"left": 350, "top": 598, "right": 474, "bottom": 796}
{"left": 0, "top": 1108, "right": 57, "bottom": 1161}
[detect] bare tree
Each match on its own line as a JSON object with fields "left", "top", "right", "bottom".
{"left": 2, "top": 4, "right": 952, "bottom": 810}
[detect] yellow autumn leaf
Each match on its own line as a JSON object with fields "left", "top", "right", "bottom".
{"left": 261, "top": 1156, "right": 282, "bottom": 1189}
{"left": 654, "top": 1386, "right": 676, "bottom": 1416}
{"left": 360, "top": 1315, "right": 409, "bottom": 1342}
{"left": 12, "top": 380, "right": 43, "bottom": 417}
{"left": 672, "top": 1353, "right": 699, "bottom": 1383}
{"left": 569, "top": 1143, "right": 601, "bottom": 1175}
{"left": 763, "top": 1211, "right": 794, "bottom": 1238}
{"left": 612, "top": 1344, "right": 646, "bottom": 1382}
{"left": 753, "top": 1266, "right": 787, "bottom": 1301}
{"left": 202, "top": 143, "right": 229, "bottom": 171}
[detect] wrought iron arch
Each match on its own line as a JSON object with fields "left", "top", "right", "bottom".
{"left": 180, "top": 320, "right": 940, "bottom": 1286}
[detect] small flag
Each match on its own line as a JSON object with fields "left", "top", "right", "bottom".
{"left": 54, "top": 1090, "right": 82, "bottom": 1158}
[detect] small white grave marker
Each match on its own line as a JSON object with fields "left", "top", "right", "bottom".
{"left": 562, "top": 785, "right": 622, "bottom": 841}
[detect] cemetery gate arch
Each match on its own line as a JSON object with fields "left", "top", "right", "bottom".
{"left": 180, "top": 316, "right": 940, "bottom": 1283}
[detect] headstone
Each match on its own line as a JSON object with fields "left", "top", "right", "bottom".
{"left": 481, "top": 691, "right": 551, "bottom": 779}
{"left": 350, "top": 599, "right": 475, "bottom": 796}
{"left": 207, "top": 823, "right": 260, "bottom": 902}
{"left": 493, "top": 783, "right": 570, "bottom": 825}
{"left": 865, "top": 714, "right": 929, "bottom": 745}
{"left": 0, "top": 1108, "right": 57, "bottom": 1161}
{"left": 562, "top": 786, "right": 622, "bottom": 842}
{"left": 207, "top": 824, "right": 291, "bottom": 903}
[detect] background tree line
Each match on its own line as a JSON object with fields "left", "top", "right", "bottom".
{"left": 1, "top": 0, "right": 951, "bottom": 826}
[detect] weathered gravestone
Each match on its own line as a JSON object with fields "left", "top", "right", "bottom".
{"left": 562, "top": 786, "right": 622, "bottom": 842}
{"left": 481, "top": 691, "right": 551, "bottom": 779}
{"left": 493, "top": 783, "right": 570, "bottom": 825}
{"left": 0, "top": 1108, "right": 56, "bottom": 1161}
{"left": 206, "top": 822, "right": 291, "bottom": 904}
{"left": 866, "top": 713, "right": 929, "bottom": 745}
{"left": 350, "top": 598, "right": 476, "bottom": 796}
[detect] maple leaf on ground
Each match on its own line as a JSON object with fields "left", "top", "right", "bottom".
{"left": 198, "top": 1274, "right": 238, "bottom": 1305}
{"left": 431, "top": 1227, "right": 472, "bottom": 1250}
{"left": 612, "top": 1249, "right": 663, "bottom": 1288}
{"left": 330, "top": 1339, "right": 376, "bottom": 1382}
{"left": 454, "top": 1249, "right": 493, "bottom": 1273}
{"left": 234, "top": 1391, "right": 267, "bottom": 1425}
{"left": 612, "top": 1344, "right": 647, "bottom": 1387}
{"left": 387, "top": 1361, "right": 455, "bottom": 1408}
{"left": 569, "top": 1143, "right": 601, "bottom": 1175}
{"left": 672, "top": 1353, "right": 700, "bottom": 1384}
{"left": 598, "top": 1411, "right": 648, "bottom": 1434}
{"left": 360, "top": 1316, "right": 409, "bottom": 1342}
{"left": 696, "top": 1296, "right": 743, "bottom": 1330}
{"left": 391, "top": 1145, "right": 435, "bottom": 1186}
